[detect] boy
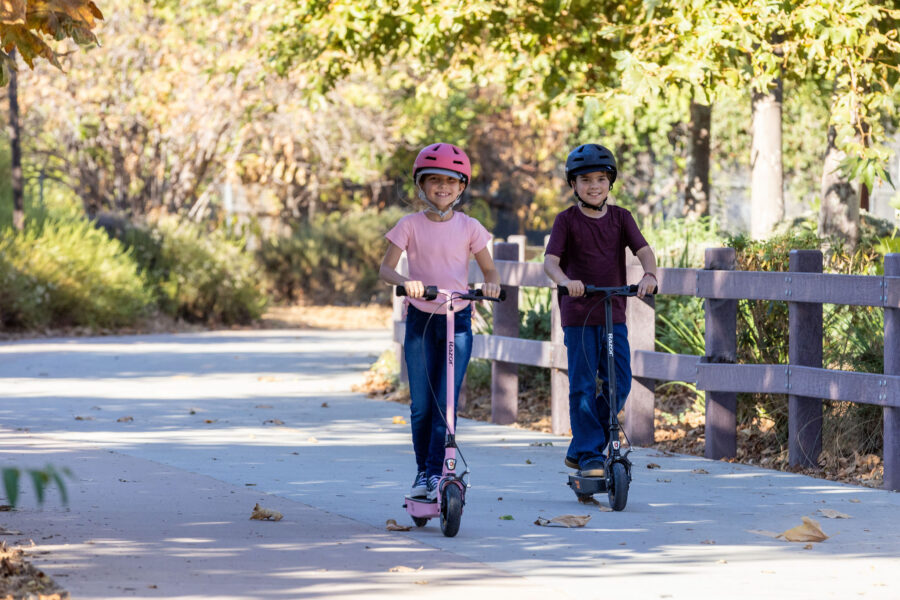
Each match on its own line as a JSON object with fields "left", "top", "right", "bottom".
{"left": 543, "top": 143, "right": 658, "bottom": 477}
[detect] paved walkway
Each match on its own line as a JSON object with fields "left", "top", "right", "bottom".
{"left": 0, "top": 330, "right": 897, "bottom": 599}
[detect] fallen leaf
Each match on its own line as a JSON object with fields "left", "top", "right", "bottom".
{"left": 692, "top": 468, "right": 709, "bottom": 474}
{"left": 117, "top": 416, "right": 133, "bottom": 423}
{"left": 525, "top": 459, "right": 533, "bottom": 464}
{"left": 392, "top": 416, "right": 407, "bottom": 425}
{"left": 415, "top": 580, "right": 429, "bottom": 585}
{"left": 250, "top": 503, "right": 283, "bottom": 521}
{"left": 74, "top": 416, "right": 94, "bottom": 421}
{"left": 385, "top": 519, "right": 412, "bottom": 532}
{"left": 388, "top": 565, "right": 423, "bottom": 573}
{"left": 204, "top": 419, "right": 217, "bottom": 424}
{"left": 263, "top": 419, "right": 285, "bottom": 426}
{"left": 534, "top": 514, "right": 592, "bottom": 528}
{"left": 307, "top": 437, "right": 319, "bottom": 443}
{"left": 818, "top": 509, "right": 851, "bottom": 519}
{"left": 701, "top": 539, "right": 716, "bottom": 545}
{"left": 499, "top": 515, "right": 514, "bottom": 520}
{"left": 657, "top": 478, "right": 672, "bottom": 483}
{"left": 321, "top": 402, "right": 329, "bottom": 408}
{"left": 647, "top": 463, "right": 661, "bottom": 469}
{"left": 778, "top": 517, "right": 828, "bottom": 542}
{"left": 804, "top": 544, "right": 813, "bottom": 550}
{"left": 848, "top": 498, "right": 861, "bottom": 503}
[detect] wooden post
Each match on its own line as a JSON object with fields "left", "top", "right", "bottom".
{"left": 704, "top": 248, "right": 738, "bottom": 459}
{"left": 507, "top": 235, "right": 527, "bottom": 262}
{"left": 551, "top": 286, "right": 570, "bottom": 435}
{"left": 884, "top": 254, "right": 900, "bottom": 491}
{"left": 625, "top": 256, "right": 655, "bottom": 446}
{"left": 788, "top": 250, "right": 823, "bottom": 468}
{"left": 491, "top": 242, "right": 519, "bottom": 425}
{"left": 392, "top": 255, "right": 410, "bottom": 385}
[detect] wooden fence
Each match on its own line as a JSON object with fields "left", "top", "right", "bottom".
{"left": 391, "top": 244, "right": 900, "bottom": 491}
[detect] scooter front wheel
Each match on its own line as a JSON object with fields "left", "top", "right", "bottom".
{"left": 607, "top": 461, "right": 629, "bottom": 511}
{"left": 440, "top": 484, "right": 463, "bottom": 537}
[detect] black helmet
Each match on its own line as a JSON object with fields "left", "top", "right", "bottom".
{"left": 565, "top": 144, "right": 617, "bottom": 186}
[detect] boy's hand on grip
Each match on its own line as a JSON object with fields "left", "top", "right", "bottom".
{"left": 637, "top": 273, "right": 657, "bottom": 298}
{"left": 561, "top": 279, "right": 585, "bottom": 297}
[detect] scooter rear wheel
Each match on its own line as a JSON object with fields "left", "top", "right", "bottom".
{"left": 440, "top": 484, "right": 463, "bottom": 537}
{"left": 412, "top": 516, "right": 428, "bottom": 528}
{"left": 607, "top": 461, "right": 629, "bottom": 511}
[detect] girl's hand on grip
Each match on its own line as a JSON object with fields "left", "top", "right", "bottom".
{"left": 481, "top": 282, "right": 501, "bottom": 300}
{"left": 404, "top": 280, "right": 425, "bottom": 298}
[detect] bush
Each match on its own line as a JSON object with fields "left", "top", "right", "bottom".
{"left": 153, "top": 217, "right": 267, "bottom": 324}
{"left": 0, "top": 218, "right": 153, "bottom": 329}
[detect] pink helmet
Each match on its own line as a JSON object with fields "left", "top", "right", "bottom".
{"left": 412, "top": 143, "right": 471, "bottom": 185}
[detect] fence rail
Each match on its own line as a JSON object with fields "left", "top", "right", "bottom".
{"left": 391, "top": 245, "right": 900, "bottom": 491}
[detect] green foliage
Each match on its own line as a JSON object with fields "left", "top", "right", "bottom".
{"left": 259, "top": 207, "right": 406, "bottom": 305}
{"left": 0, "top": 216, "right": 153, "bottom": 329}
{"left": 2, "top": 465, "right": 72, "bottom": 508}
{"left": 153, "top": 218, "right": 267, "bottom": 324}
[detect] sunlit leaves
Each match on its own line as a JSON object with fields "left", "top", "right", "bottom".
{"left": 0, "top": 0, "right": 103, "bottom": 84}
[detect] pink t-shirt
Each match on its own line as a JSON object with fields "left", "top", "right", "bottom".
{"left": 385, "top": 211, "right": 492, "bottom": 314}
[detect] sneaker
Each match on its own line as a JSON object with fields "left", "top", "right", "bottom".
{"left": 564, "top": 456, "right": 579, "bottom": 470}
{"left": 426, "top": 474, "right": 441, "bottom": 501}
{"left": 579, "top": 459, "right": 605, "bottom": 477}
{"left": 410, "top": 471, "right": 427, "bottom": 497}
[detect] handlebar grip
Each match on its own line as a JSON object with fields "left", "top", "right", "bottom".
{"left": 473, "top": 288, "right": 507, "bottom": 301}
{"left": 395, "top": 285, "right": 438, "bottom": 300}
{"left": 557, "top": 286, "right": 570, "bottom": 297}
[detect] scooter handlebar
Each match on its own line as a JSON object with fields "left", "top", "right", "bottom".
{"left": 557, "top": 284, "right": 656, "bottom": 297}
{"left": 395, "top": 285, "right": 506, "bottom": 302}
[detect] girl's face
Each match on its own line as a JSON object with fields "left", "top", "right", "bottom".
{"left": 573, "top": 171, "right": 610, "bottom": 206}
{"left": 420, "top": 174, "right": 465, "bottom": 210}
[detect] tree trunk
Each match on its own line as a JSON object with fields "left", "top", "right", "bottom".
{"left": 750, "top": 76, "right": 784, "bottom": 239}
{"left": 684, "top": 101, "right": 711, "bottom": 219}
{"left": 8, "top": 50, "right": 24, "bottom": 231}
{"left": 819, "top": 125, "right": 859, "bottom": 247}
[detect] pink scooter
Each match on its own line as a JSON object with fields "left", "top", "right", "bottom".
{"left": 396, "top": 285, "right": 504, "bottom": 537}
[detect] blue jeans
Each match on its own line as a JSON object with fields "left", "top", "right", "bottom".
{"left": 564, "top": 323, "right": 631, "bottom": 467}
{"left": 404, "top": 304, "right": 473, "bottom": 478}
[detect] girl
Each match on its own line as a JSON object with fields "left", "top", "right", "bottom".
{"left": 379, "top": 143, "right": 500, "bottom": 500}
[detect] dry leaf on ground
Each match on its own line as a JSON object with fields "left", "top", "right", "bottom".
{"left": 74, "top": 416, "right": 94, "bottom": 421}
{"left": 778, "top": 516, "right": 828, "bottom": 542}
{"left": 250, "top": 503, "right": 283, "bottom": 521}
{"left": 692, "top": 468, "right": 709, "bottom": 474}
{"left": 818, "top": 509, "right": 851, "bottom": 519}
{"left": 117, "top": 416, "right": 133, "bottom": 423}
{"left": 388, "top": 565, "right": 423, "bottom": 573}
{"left": 386, "top": 519, "right": 412, "bottom": 531}
{"left": 263, "top": 419, "right": 285, "bottom": 426}
{"left": 392, "top": 416, "right": 407, "bottom": 425}
{"left": 647, "top": 463, "right": 661, "bottom": 469}
{"left": 534, "top": 514, "right": 592, "bottom": 528}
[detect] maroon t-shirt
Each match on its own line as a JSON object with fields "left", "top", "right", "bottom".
{"left": 545, "top": 205, "right": 649, "bottom": 327}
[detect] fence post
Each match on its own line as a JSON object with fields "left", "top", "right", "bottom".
{"left": 788, "top": 250, "right": 823, "bottom": 468}
{"left": 625, "top": 256, "right": 655, "bottom": 446}
{"left": 394, "top": 254, "right": 409, "bottom": 385}
{"left": 884, "top": 254, "right": 900, "bottom": 491}
{"left": 704, "top": 247, "right": 738, "bottom": 459}
{"left": 507, "top": 235, "right": 527, "bottom": 262}
{"left": 491, "top": 242, "right": 519, "bottom": 425}
{"left": 551, "top": 287, "right": 570, "bottom": 435}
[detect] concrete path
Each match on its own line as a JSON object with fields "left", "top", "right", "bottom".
{"left": 0, "top": 330, "right": 897, "bottom": 599}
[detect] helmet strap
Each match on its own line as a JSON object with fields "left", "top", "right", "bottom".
{"left": 417, "top": 188, "right": 462, "bottom": 219}
{"left": 573, "top": 190, "right": 609, "bottom": 213}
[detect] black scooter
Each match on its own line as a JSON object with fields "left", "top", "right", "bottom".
{"left": 557, "top": 284, "right": 654, "bottom": 511}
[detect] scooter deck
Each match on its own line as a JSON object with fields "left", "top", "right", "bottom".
{"left": 567, "top": 473, "right": 607, "bottom": 496}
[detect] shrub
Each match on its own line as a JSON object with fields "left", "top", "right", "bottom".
{"left": 153, "top": 217, "right": 267, "bottom": 324}
{"left": 258, "top": 206, "right": 410, "bottom": 305}
{"left": 0, "top": 218, "right": 153, "bottom": 329}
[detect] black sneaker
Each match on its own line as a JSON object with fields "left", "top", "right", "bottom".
{"left": 579, "top": 460, "right": 605, "bottom": 477}
{"left": 564, "top": 456, "right": 579, "bottom": 470}
{"left": 410, "top": 471, "right": 427, "bottom": 497}
{"left": 426, "top": 474, "right": 441, "bottom": 501}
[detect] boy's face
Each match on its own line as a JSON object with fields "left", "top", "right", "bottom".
{"left": 573, "top": 171, "right": 610, "bottom": 206}
{"left": 419, "top": 174, "right": 466, "bottom": 210}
